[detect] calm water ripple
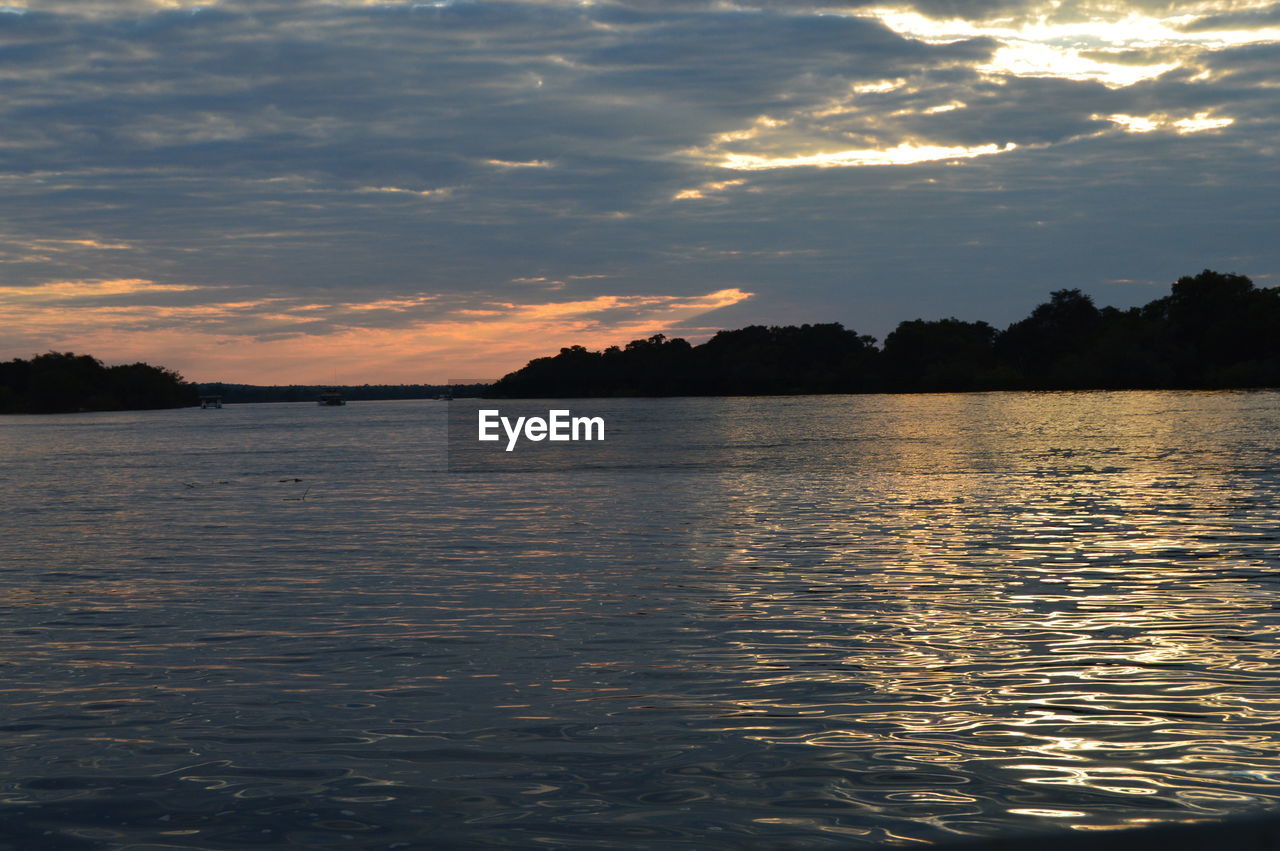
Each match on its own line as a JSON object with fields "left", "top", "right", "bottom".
{"left": 3, "top": 392, "right": 1280, "bottom": 848}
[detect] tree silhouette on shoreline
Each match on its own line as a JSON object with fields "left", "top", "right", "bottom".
{"left": 0, "top": 352, "right": 197, "bottom": 414}
{"left": 489, "top": 270, "right": 1280, "bottom": 397}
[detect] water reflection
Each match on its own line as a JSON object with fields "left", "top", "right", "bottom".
{"left": 672, "top": 402, "right": 1280, "bottom": 842}
{"left": 2, "top": 393, "right": 1280, "bottom": 847}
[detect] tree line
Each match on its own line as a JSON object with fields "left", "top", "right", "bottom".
{"left": 489, "top": 270, "right": 1280, "bottom": 397}
{"left": 0, "top": 352, "right": 198, "bottom": 414}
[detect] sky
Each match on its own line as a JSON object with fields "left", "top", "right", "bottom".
{"left": 1, "top": 0, "right": 1277, "bottom": 384}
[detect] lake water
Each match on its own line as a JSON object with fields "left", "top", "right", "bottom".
{"left": 3, "top": 392, "right": 1280, "bottom": 849}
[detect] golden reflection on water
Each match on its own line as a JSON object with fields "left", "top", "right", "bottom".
{"left": 684, "top": 392, "right": 1280, "bottom": 833}
{"left": 3, "top": 392, "right": 1280, "bottom": 846}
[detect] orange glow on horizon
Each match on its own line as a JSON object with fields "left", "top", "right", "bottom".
{"left": 0, "top": 283, "right": 753, "bottom": 384}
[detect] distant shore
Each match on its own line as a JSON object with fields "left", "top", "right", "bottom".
{"left": 194, "top": 382, "right": 490, "bottom": 405}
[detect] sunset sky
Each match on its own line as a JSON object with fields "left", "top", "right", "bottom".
{"left": 2, "top": 0, "right": 1277, "bottom": 383}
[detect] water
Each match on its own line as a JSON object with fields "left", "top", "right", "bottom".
{"left": 2, "top": 392, "right": 1280, "bottom": 848}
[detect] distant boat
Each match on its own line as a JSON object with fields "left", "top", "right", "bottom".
{"left": 318, "top": 389, "right": 346, "bottom": 406}
{"left": 199, "top": 395, "right": 223, "bottom": 409}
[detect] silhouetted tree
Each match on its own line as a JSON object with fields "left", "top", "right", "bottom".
{"left": 882, "top": 318, "right": 1000, "bottom": 392}
{"left": 1143, "top": 270, "right": 1280, "bottom": 386}
{"left": 1087, "top": 305, "right": 1177, "bottom": 389}
{"left": 489, "top": 323, "right": 877, "bottom": 397}
{"left": 691, "top": 323, "right": 878, "bottom": 394}
{"left": 486, "top": 270, "right": 1280, "bottom": 397}
{"left": 0, "top": 352, "right": 197, "bottom": 414}
{"left": 996, "top": 289, "right": 1103, "bottom": 388}
{"left": 108, "top": 362, "right": 199, "bottom": 410}
{"left": 610, "top": 334, "right": 695, "bottom": 395}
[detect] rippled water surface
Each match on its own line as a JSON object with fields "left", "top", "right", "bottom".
{"left": 4, "top": 392, "right": 1280, "bottom": 849}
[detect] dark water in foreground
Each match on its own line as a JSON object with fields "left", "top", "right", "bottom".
{"left": 3, "top": 392, "right": 1280, "bottom": 849}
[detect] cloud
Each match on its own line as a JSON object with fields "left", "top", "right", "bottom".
{"left": 672, "top": 178, "right": 747, "bottom": 200}
{"left": 1102, "top": 111, "right": 1234, "bottom": 133}
{"left": 0, "top": 278, "right": 201, "bottom": 304}
{"left": 1, "top": 0, "right": 1278, "bottom": 379}
{"left": 712, "top": 143, "right": 1017, "bottom": 170}
{"left": 1180, "top": 4, "right": 1280, "bottom": 33}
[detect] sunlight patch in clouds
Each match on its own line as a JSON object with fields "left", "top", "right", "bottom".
{"left": 853, "top": 80, "right": 908, "bottom": 94}
{"left": 858, "top": 5, "right": 1280, "bottom": 87}
{"left": 717, "top": 143, "right": 1016, "bottom": 170}
{"left": 357, "top": 186, "right": 455, "bottom": 199}
{"left": 1171, "top": 113, "right": 1235, "bottom": 132}
{"left": 673, "top": 179, "right": 747, "bottom": 200}
{"left": 485, "top": 159, "right": 552, "bottom": 169}
{"left": 1103, "top": 111, "right": 1235, "bottom": 133}
{"left": 33, "top": 239, "right": 134, "bottom": 251}
{"left": 982, "top": 41, "right": 1179, "bottom": 86}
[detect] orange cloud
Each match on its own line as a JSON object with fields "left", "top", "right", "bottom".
{"left": 0, "top": 278, "right": 200, "bottom": 303}
{"left": 0, "top": 283, "right": 753, "bottom": 384}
